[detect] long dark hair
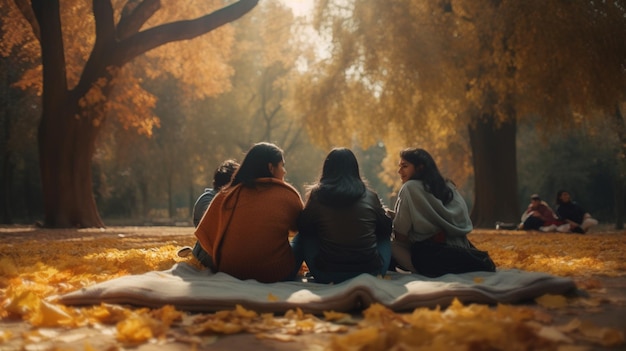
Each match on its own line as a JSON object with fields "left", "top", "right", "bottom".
{"left": 213, "top": 159, "right": 239, "bottom": 191}
{"left": 555, "top": 190, "right": 570, "bottom": 205}
{"left": 308, "top": 147, "right": 366, "bottom": 207}
{"left": 231, "top": 142, "right": 284, "bottom": 188}
{"left": 400, "top": 148, "right": 453, "bottom": 205}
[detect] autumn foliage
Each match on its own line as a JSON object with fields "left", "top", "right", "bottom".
{"left": 1, "top": 226, "right": 625, "bottom": 350}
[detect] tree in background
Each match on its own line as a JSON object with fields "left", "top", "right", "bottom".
{"left": 190, "top": 1, "right": 324, "bottom": 194}
{"left": 0, "top": 56, "right": 41, "bottom": 223}
{"left": 517, "top": 121, "right": 618, "bottom": 222}
{"left": 0, "top": 4, "right": 42, "bottom": 223}
{"left": 294, "top": 0, "right": 626, "bottom": 227}
{"left": 1, "top": 0, "right": 258, "bottom": 228}
{"left": 90, "top": 1, "right": 323, "bottom": 223}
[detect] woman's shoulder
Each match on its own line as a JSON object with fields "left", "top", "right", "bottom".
{"left": 399, "top": 179, "right": 426, "bottom": 194}
{"left": 401, "top": 179, "right": 423, "bottom": 188}
{"left": 365, "top": 187, "right": 378, "bottom": 195}
{"left": 256, "top": 178, "right": 303, "bottom": 199}
{"left": 444, "top": 179, "right": 458, "bottom": 189}
{"left": 363, "top": 188, "right": 383, "bottom": 202}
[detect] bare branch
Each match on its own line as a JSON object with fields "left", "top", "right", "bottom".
{"left": 117, "top": 0, "right": 161, "bottom": 40}
{"left": 283, "top": 126, "right": 303, "bottom": 154}
{"left": 92, "top": 0, "right": 115, "bottom": 52}
{"left": 31, "top": 0, "right": 68, "bottom": 102}
{"left": 113, "top": 0, "right": 259, "bottom": 65}
{"left": 73, "top": 1, "right": 117, "bottom": 99}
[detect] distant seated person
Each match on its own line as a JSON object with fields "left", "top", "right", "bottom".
{"left": 555, "top": 190, "right": 598, "bottom": 234}
{"left": 519, "top": 194, "right": 561, "bottom": 232}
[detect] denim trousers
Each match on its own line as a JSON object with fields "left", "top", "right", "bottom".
{"left": 291, "top": 233, "right": 391, "bottom": 284}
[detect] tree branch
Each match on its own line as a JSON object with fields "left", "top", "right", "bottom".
{"left": 73, "top": 0, "right": 117, "bottom": 100}
{"left": 92, "top": 0, "right": 116, "bottom": 54}
{"left": 31, "top": 0, "right": 68, "bottom": 105}
{"left": 13, "top": 0, "right": 40, "bottom": 41}
{"left": 117, "top": 0, "right": 161, "bottom": 40}
{"left": 113, "top": 0, "right": 259, "bottom": 66}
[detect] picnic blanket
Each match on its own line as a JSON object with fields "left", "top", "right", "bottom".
{"left": 56, "top": 263, "right": 576, "bottom": 314}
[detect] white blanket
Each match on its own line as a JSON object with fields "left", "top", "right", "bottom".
{"left": 56, "top": 263, "right": 576, "bottom": 313}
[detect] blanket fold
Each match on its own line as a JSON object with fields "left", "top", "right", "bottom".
{"left": 55, "top": 263, "right": 576, "bottom": 314}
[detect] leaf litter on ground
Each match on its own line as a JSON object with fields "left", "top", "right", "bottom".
{"left": 0, "top": 226, "right": 625, "bottom": 350}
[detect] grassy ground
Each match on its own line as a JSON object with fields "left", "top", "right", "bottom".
{"left": 0, "top": 225, "right": 625, "bottom": 350}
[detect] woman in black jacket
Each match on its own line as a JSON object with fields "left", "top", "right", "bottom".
{"left": 294, "top": 147, "right": 392, "bottom": 284}
{"left": 555, "top": 190, "right": 599, "bottom": 234}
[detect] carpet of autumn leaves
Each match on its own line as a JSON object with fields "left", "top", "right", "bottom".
{"left": 0, "top": 225, "right": 625, "bottom": 351}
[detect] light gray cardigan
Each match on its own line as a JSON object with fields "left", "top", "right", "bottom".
{"left": 393, "top": 179, "right": 473, "bottom": 248}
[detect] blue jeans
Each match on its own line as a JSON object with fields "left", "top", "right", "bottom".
{"left": 291, "top": 233, "right": 391, "bottom": 284}
{"left": 192, "top": 241, "right": 215, "bottom": 271}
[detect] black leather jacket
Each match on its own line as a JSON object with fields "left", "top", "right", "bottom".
{"left": 298, "top": 189, "right": 392, "bottom": 273}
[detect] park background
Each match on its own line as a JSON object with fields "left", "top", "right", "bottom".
{"left": 0, "top": 2, "right": 625, "bottom": 350}
{"left": 0, "top": 0, "right": 624, "bottom": 229}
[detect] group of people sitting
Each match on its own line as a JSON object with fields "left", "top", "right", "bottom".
{"left": 178, "top": 142, "right": 488, "bottom": 284}
{"left": 518, "top": 192, "right": 599, "bottom": 233}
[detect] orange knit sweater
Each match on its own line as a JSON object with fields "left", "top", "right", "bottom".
{"left": 194, "top": 178, "right": 303, "bottom": 283}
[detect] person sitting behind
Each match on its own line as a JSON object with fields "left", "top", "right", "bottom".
{"left": 294, "top": 147, "right": 392, "bottom": 284}
{"left": 519, "top": 194, "right": 560, "bottom": 232}
{"left": 177, "top": 159, "right": 240, "bottom": 268}
{"left": 555, "top": 190, "right": 598, "bottom": 234}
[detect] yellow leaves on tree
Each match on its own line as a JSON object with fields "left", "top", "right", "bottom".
{"left": 11, "top": 66, "right": 43, "bottom": 94}
{"left": 293, "top": 0, "right": 480, "bottom": 191}
{"left": 0, "top": 1, "right": 39, "bottom": 61}
{"left": 59, "top": 1, "right": 95, "bottom": 89}
{"left": 106, "top": 67, "right": 159, "bottom": 136}
{"left": 142, "top": 1, "right": 236, "bottom": 100}
{"left": 2, "top": 0, "right": 239, "bottom": 137}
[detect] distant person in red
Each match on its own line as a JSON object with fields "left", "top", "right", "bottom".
{"left": 519, "top": 194, "right": 560, "bottom": 232}
{"left": 555, "top": 190, "right": 598, "bottom": 234}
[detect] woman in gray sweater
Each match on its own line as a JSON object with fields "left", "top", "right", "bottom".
{"left": 391, "top": 148, "right": 485, "bottom": 276}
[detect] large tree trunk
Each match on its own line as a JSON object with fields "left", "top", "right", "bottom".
{"left": 28, "top": 0, "right": 259, "bottom": 228}
{"left": 38, "top": 94, "right": 104, "bottom": 227}
{"left": 468, "top": 116, "right": 519, "bottom": 228}
{"left": 32, "top": 0, "right": 102, "bottom": 227}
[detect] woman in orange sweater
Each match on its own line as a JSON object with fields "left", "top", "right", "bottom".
{"left": 194, "top": 142, "right": 304, "bottom": 283}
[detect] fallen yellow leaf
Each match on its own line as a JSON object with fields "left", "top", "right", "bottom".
{"left": 535, "top": 294, "right": 569, "bottom": 309}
